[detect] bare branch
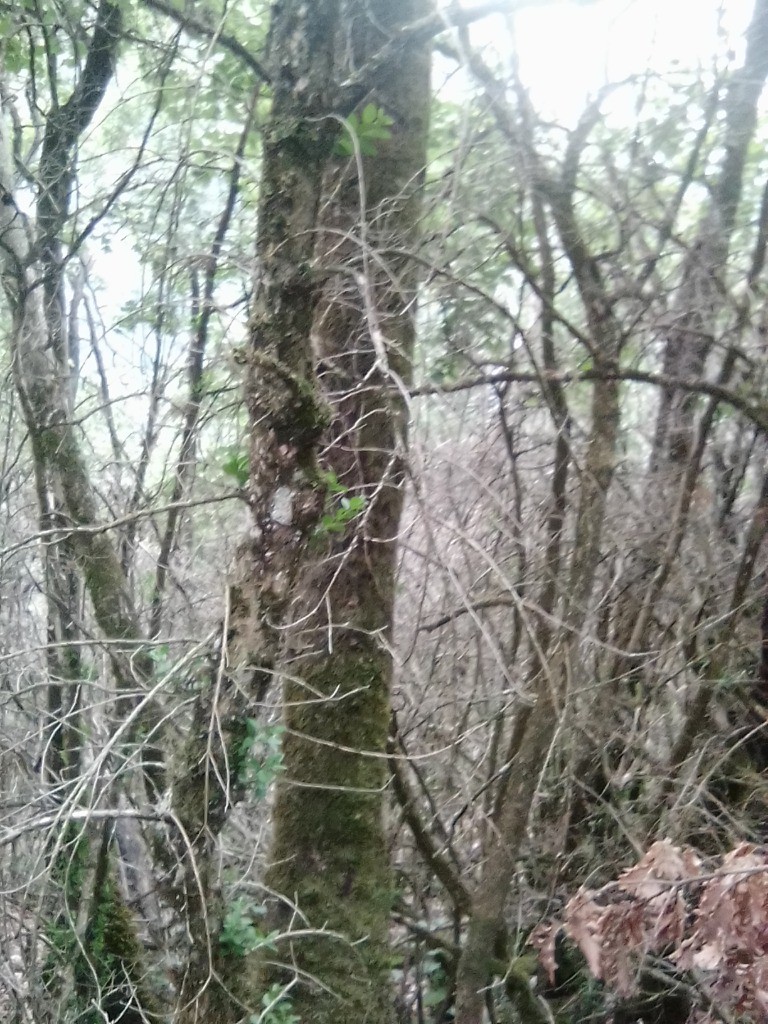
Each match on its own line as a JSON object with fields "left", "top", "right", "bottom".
{"left": 140, "top": 0, "right": 271, "bottom": 83}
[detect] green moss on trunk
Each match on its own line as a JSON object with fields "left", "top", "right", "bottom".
{"left": 254, "top": 3, "right": 431, "bottom": 1021}
{"left": 261, "top": 641, "right": 394, "bottom": 1024}
{"left": 46, "top": 825, "right": 164, "bottom": 1024}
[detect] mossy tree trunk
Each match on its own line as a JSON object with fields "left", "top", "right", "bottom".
{"left": 257, "top": 5, "right": 430, "bottom": 1024}
{"left": 0, "top": 0, "right": 162, "bottom": 779}
{"left": 171, "top": 4, "right": 340, "bottom": 1021}
{"left": 171, "top": 3, "right": 429, "bottom": 1021}
{"left": 46, "top": 821, "right": 163, "bottom": 1024}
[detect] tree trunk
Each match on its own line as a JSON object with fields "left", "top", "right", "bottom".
{"left": 171, "top": 4, "right": 340, "bottom": 1020}
{"left": 253, "top": 4, "right": 430, "bottom": 1023}
{"left": 0, "top": 0, "right": 163, "bottom": 777}
{"left": 650, "top": 0, "right": 768, "bottom": 472}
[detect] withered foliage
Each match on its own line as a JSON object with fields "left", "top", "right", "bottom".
{"left": 533, "top": 839, "right": 768, "bottom": 1019}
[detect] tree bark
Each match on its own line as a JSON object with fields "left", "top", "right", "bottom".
{"left": 171, "top": 4, "right": 340, "bottom": 1020}
{"left": 651, "top": 0, "right": 768, "bottom": 471}
{"left": 242, "top": 3, "right": 430, "bottom": 1023}
{"left": 0, "top": 0, "right": 162, "bottom": 773}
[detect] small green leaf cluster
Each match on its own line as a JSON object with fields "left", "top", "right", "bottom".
{"left": 250, "top": 984, "right": 300, "bottom": 1024}
{"left": 319, "top": 495, "right": 366, "bottom": 534}
{"left": 334, "top": 103, "right": 394, "bottom": 158}
{"left": 220, "top": 897, "right": 278, "bottom": 957}
{"left": 237, "top": 719, "right": 285, "bottom": 799}
{"left": 314, "top": 469, "right": 366, "bottom": 535}
{"left": 421, "top": 950, "right": 450, "bottom": 1008}
{"left": 220, "top": 446, "right": 250, "bottom": 488}
{"left": 148, "top": 643, "right": 171, "bottom": 677}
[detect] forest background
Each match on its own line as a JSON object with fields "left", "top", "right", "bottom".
{"left": 1, "top": 1, "right": 768, "bottom": 1022}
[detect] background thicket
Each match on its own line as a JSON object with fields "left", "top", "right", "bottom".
{"left": 0, "top": 1, "right": 767, "bottom": 1022}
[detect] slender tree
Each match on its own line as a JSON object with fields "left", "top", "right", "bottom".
{"left": 0, "top": 4, "right": 165, "bottom": 1020}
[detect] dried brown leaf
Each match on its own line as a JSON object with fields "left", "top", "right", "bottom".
{"left": 529, "top": 921, "right": 560, "bottom": 985}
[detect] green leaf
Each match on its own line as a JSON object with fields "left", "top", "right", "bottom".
{"left": 221, "top": 898, "right": 278, "bottom": 957}
{"left": 361, "top": 102, "right": 378, "bottom": 125}
{"left": 220, "top": 447, "right": 249, "bottom": 487}
{"left": 149, "top": 643, "right": 171, "bottom": 676}
{"left": 317, "top": 468, "right": 346, "bottom": 494}
{"left": 249, "top": 984, "right": 301, "bottom": 1024}
{"left": 333, "top": 105, "right": 393, "bottom": 159}
{"left": 313, "top": 471, "right": 366, "bottom": 536}
{"left": 237, "top": 720, "right": 285, "bottom": 799}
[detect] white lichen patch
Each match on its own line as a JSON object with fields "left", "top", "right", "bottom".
{"left": 271, "top": 486, "right": 294, "bottom": 525}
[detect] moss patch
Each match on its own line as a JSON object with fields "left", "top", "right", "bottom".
{"left": 45, "top": 826, "right": 164, "bottom": 1024}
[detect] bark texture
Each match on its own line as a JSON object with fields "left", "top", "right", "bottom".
{"left": 172, "top": 4, "right": 340, "bottom": 1021}
{"left": 0, "top": 0, "right": 161, "bottom": 776}
{"left": 255, "top": 4, "right": 431, "bottom": 1023}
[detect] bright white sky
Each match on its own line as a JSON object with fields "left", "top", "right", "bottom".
{"left": 459, "top": 0, "right": 756, "bottom": 122}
